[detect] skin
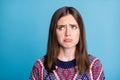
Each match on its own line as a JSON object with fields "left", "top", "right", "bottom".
{"left": 56, "top": 14, "right": 80, "bottom": 61}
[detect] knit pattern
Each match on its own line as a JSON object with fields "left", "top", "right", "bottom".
{"left": 30, "top": 55, "right": 105, "bottom": 80}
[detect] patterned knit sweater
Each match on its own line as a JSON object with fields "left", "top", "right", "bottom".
{"left": 30, "top": 55, "right": 105, "bottom": 80}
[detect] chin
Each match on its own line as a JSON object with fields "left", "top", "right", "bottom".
{"left": 63, "top": 45, "right": 75, "bottom": 49}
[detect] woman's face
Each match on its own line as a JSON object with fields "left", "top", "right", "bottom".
{"left": 56, "top": 14, "right": 80, "bottom": 49}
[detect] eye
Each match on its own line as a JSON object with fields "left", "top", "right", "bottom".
{"left": 57, "top": 25, "right": 65, "bottom": 30}
{"left": 71, "top": 25, "right": 78, "bottom": 30}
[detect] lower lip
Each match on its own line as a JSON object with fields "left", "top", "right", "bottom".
{"left": 64, "top": 39, "right": 72, "bottom": 42}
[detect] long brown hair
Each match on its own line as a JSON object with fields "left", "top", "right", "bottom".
{"left": 44, "top": 6, "right": 90, "bottom": 74}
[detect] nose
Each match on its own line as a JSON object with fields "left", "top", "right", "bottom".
{"left": 65, "top": 26, "right": 71, "bottom": 36}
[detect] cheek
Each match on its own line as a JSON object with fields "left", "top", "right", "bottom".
{"left": 56, "top": 32, "right": 63, "bottom": 42}
{"left": 73, "top": 32, "right": 80, "bottom": 41}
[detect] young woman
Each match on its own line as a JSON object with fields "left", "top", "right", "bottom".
{"left": 30, "top": 6, "right": 105, "bottom": 80}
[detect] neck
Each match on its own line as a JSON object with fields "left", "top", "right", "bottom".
{"left": 58, "top": 47, "right": 76, "bottom": 61}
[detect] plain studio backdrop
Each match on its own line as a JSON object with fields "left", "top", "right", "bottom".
{"left": 0, "top": 0, "right": 120, "bottom": 80}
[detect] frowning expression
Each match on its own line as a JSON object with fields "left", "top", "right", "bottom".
{"left": 56, "top": 14, "right": 80, "bottom": 49}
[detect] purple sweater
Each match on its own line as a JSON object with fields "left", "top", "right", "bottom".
{"left": 30, "top": 55, "right": 105, "bottom": 80}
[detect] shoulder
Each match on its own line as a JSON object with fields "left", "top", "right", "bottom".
{"left": 88, "top": 54, "right": 102, "bottom": 68}
{"left": 88, "top": 54, "right": 98, "bottom": 64}
{"left": 88, "top": 54, "right": 102, "bottom": 73}
{"left": 88, "top": 54, "right": 105, "bottom": 80}
{"left": 30, "top": 57, "right": 47, "bottom": 80}
{"left": 33, "top": 57, "right": 45, "bottom": 68}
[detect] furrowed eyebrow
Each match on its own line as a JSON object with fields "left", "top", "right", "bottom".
{"left": 57, "top": 25, "right": 66, "bottom": 28}
{"left": 57, "top": 25, "right": 66, "bottom": 27}
{"left": 69, "top": 24, "right": 78, "bottom": 26}
{"left": 57, "top": 24, "right": 77, "bottom": 26}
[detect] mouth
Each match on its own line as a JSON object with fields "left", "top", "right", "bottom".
{"left": 64, "top": 38, "right": 72, "bottom": 42}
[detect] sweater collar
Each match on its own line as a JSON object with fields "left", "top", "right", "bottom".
{"left": 56, "top": 59, "right": 76, "bottom": 68}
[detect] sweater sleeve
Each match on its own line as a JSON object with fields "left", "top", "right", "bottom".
{"left": 30, "top": 60, "right": 44, "bottom": 80}
{"left": 90, "top": 58, "right": 105, "bottom": 80}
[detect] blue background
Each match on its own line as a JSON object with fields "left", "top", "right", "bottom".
{"left": 0, "top": 0, "right": 120, "bottom": 80}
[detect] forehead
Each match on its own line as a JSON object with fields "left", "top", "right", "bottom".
{"left": 57, "top": 14, "right": 78, "bottom": 25}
